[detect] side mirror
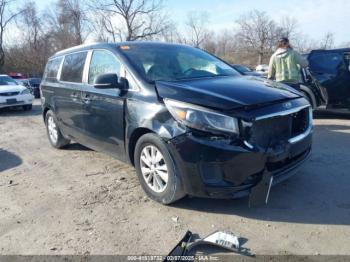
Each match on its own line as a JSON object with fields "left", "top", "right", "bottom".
{"left": 94, "top": 73, "right": 128, "bottom": 90}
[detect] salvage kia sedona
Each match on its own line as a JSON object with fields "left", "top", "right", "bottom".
{"left": 41, "top": 42, "right": 312, "bottom": 205}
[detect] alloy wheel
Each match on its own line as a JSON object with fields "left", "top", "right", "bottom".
{"left": 47, "top": 116, "right": 58, "bottom": 144}
{"left": 140, "top": 145, "right": 169, "bottom": 193}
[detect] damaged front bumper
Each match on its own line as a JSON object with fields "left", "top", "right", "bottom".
{"left": 167, "top": 130, "right": 312, "bottom": 200}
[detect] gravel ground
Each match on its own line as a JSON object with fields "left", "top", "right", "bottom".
{"left": 0, "top": 99, "right": 350, "bottom": 256}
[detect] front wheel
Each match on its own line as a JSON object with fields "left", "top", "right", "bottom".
{"left": 45, "top": 110, "right": 70, "bottom": 149}
{"left": 134, "top": 133, "right": 185, "bottom": 205}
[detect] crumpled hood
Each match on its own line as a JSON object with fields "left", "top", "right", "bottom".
{"left": 156, "top": 76, "right": 302, "bottom": 111}
{"left": 0, "top": 85, "right": 26, "bottom": 93}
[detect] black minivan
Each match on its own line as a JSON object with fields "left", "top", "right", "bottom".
{"left": 41, "top": 42, "right": 312, "bottom": 205}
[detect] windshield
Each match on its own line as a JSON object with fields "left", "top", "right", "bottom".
{"left": 120, "top": 45, "right": 240, "bottom": 82}
{"left": 0, "top": 76, "right": 18, "bottom": 86}
{"left": 234, "top": 65, "right": 252, "bottom": 73}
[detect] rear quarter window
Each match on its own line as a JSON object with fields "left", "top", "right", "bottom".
{"left": 44, "top": 57, "right": 63, "bottom": 82}
{"left": 61, "top": 52, "right": 88, "bottom": 83}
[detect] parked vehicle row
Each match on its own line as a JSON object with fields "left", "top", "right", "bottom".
{"left": 41, "top": 42, "right": 312, "bottom": 205}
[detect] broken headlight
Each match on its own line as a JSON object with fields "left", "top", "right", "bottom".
{"left": 164, "top": 99, "right": 239, "bottom": 135}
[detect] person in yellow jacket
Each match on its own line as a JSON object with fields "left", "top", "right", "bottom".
{"left": 268, "top": 37, "right": 309, "bottom": 89}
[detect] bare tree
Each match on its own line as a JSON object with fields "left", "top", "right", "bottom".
{"left": 92, "top": 11, "right": 123, "bottom": 42}
{"left": 46, "top": 0, "right": 90, "bottom": 50}
{"left": 235, "top": 10, "right": 278, "bottom": 65}
{"left": 278, "top": 16, "right": 298, "bottom": 40}
{"left": 91, "top": 0, "right": 169, "bottom": 41}
{"left": 201, "top": 31, "right": 216, "bottom": 54}
{"left": 159, "top": 21, "right": 184, "bottom": 43}
{"left": 320, "top": 32, "right": 334, "bottom": 49}
{"left": 185, "top": 11, "right": 209, "bottom": 48}
{"left": 59, "top": 0, "right": 87, "bottom": 44}
{"left": 0, "top": 0, "right": 22, "bottom": 70}
{"left": 4, "top": 1, "right": 54, "bottom": 75}
{"left": 215, "top": 30, "right": 235, "bottom": 58}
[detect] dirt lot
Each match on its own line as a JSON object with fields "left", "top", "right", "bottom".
{"left": 1, "top": 99, "right": 350, "bottom": 256}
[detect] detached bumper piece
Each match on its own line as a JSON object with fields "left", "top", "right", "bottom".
{"left": 249, "top": 170, "right": 273, "bottom": 207}
{"left": 165, "top": 231, "right": 252, "bottom": 260}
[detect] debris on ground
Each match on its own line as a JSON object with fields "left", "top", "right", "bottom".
{"left": 171, "top": 216, "right": 179, "bottom": 223}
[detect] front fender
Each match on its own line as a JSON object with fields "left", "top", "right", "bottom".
{"left": 125, "top": 99, "right": 187, "bottom": 141}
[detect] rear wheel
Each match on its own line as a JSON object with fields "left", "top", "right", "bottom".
{"left": 45, "top": 110, "right": 70, "bottom": 149}
{"left": 134, "top": 133, "right": 185, "bottom": 205}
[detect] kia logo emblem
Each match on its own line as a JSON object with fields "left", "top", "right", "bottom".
{"left": 283, "top": 102, "right": 292, "bottom": 109}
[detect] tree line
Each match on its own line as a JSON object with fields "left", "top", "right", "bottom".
{"left": 1, "top": 0, "right": 347, "bottom": 76}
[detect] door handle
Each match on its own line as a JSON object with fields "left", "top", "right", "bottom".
{"left": 82, "top": 95, "right": 91, "bottom": 104}
{"left": 70, "top": 93, "right": 79, "bottom": 100}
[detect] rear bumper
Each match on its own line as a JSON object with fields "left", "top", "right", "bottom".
{"left": 167, "top": 132, "right": 312, "bottom": 199}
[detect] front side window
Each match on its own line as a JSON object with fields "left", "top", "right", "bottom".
{"left": 309, "top": 52, "right": 343, "bottom": 75}
{"left": 88, "top": 50, "right": 121, "bottom": 84}
{"left": 119, "top": 45, "right": 239, "bottom": 82}
{"left": 61, "top": 52, "right": 87, "bottom": 83}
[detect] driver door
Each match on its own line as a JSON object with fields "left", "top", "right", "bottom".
{"left": 80, "top": 49, "right": 126, "bottom": 159}
{"left": 309, "top": 51, "right": 350, "bottom": 108}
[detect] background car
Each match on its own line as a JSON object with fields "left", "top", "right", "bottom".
{"left": 19, "top": 78, "right": 42, "bottom": 98}
{"left": 231, "top": 64, "right": 264, "bottom": 77}
{"left": 0, "top": 75, "right": 33, "bottom": 111}
{"left": 306, "top": 48, "right": 350, "bottom": 110}
{"left": 30, "top": 78, "right": 42, "bottom": 98}
{"left": 8, "top": 72, "right": 27, "bottom": 80}
{"left": 255, "top": 64, "right": 269, "bottom": 77}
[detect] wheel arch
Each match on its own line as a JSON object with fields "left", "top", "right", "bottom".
{"left": 127, "top": 127, "right": 155, "bottom": 166}
{"left": 42, "top": 106, "right": 51, "bottom": 122}
{"left": 300, "top": 85, "right": 317, "bottom": 109}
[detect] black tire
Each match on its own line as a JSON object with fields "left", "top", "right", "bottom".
{"left": 34, "top": 89, "right": 40, "bottom": 98}
{"left": 134, "top": 133, "right": 185, "bottom": 205}
{"left": 45, "top": 110, "right": 70, "bottom": 149}
{"left": 23, "top": 105, "right": 32, "bottom": 111}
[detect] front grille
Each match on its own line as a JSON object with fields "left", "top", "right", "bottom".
{"left": 247, "top": 107, "right": 310, "bottom": 149}
{"left": 0, "top": 92, "right": 19, "bottom": 96}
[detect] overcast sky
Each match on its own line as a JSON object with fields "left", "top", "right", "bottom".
{"left": 34, "top": 0, "right": 349, "bottom": 45}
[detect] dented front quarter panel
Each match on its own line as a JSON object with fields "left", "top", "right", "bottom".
{"left": 125, "top": 98, "right": 187, "bottom": 140}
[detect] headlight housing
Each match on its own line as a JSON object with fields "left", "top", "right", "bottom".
{"left": 164, "top": 99, "right": 239, "bottom": 135}
{"left": 20, "top": 88, "right": 31, "bottom": 95}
